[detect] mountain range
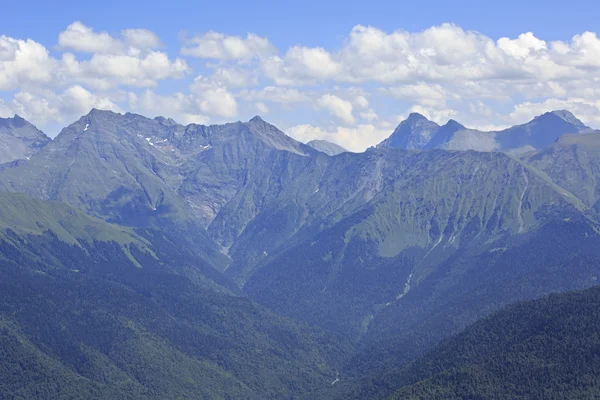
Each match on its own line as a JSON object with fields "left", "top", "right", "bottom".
{"left": 1, "top": 108, "right": 600, "bottom": 398}
{"left": 377, "top": 110, "right": 599, "bottom": 152}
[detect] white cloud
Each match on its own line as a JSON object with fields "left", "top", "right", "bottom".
{"left": 256, "top": 102, "right": 269, "bottom": 114}
{"left": 383, "top": 83, "right": 452, "bottom": 107}
{"left": 262, "top": 46, "right": 341, "bottom": 85}
{"left": 353, "top": 95, "right": 369, "bottom": 109}
{"left": 58, "top": 21, "right": 123, "bottom": 54}
{"left": 259, "top": 24, "right": 600, "bottom": 87}
{"left": 182, "top": 31, "right": 275, "bottom": 60}
{"left": 287, "top": 123, "right": 390, "bottom": 152}
{"left": 4, "top": 22, "right": 600, "bottom": 149}
{"left": 407, "top": 105, "right": 457, "bottom": 124}
{"left": 60, "top": 50, "right": 188, "bottom": 89}
{"left": 121, "top": 28, "right": 162, "bottom": 50}
{"left": 359, "top": 109, "right": 378, "bottom": 122}
{"left": 189, "top": 76, "right": 238, "bottom": 118}
{"left": 59, "top": 22, "right": 162, "bottom": 54}
{"left": 317, "top": 94, "right": 355, "bottom": 125}
{"left": 239, "top": 86, "right": 310, "bottom": 104}
{"left": 0, "top": 86, "right": 119, "bottom": 127}
{"left": 211, "top": 67, "right": 257, "bottom": 88}
{"left": 508, "top": 98, "right": 600, "bottom": 126}
{"left": 129, "top": 90, "right": 203, "bottom": 124}
{"left": 0, "top": 35, "right": 57, "bottom": 90}
{"left": 57, "top": 22, "right": 186, "bottom": 89}
{"left": 497, "top": 32, "right": 547, "bottom": 59}
{"left": 1, "top": 23, "right": 187, "bottom": 93}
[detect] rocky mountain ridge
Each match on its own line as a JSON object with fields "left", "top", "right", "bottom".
{"left": 0, "top": 115, "right": 50, "bottom": 164}
{"left": 378, "top": 110, "right": 599, "bottom": 152}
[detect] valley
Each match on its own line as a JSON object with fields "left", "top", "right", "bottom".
{"left": 1, "top": 109, "right": 600, "bottom": 398}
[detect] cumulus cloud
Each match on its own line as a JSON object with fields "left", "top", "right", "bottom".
{"left": 0, "top": 35, "right": 57, "bottom": 90}
{"left": 353, "top": 95, "right": 369, "bottom": 109}
{"left": 189, "top": 76, "right": 238, "bottom": 118}
{"left": 262, "top": 46, "right": 341, "bottom": 85}
{"left": 58, "top": 22, "right": 162, "bottom": 54}
{"left": 211, "top": 67, "right": 257, "bottom": 88}
{"left": 287, "top": 123, "right": 390, "bottom": 152}
{"left": 259, "top": 24, "right": 600, "bottom": 86}
{"left": 121, "top": 28, "right": 162, "bottom": 50}
{"left": 55, "top": 23, "right": 188, "bottom": 89}
{"left": 497, "top": 32, "right": 547, "bottom": 58}
{"left": 1, "top": 23, "right": 187, "bottom": 93}
{"left": 317, "top": 94, "right": 355, "bottom": 125}
{"left": 181, "top": 31, "right": 275, "bottom": 60}
{"left": 60, "top": 51, "right": 188, "bottom": 89}
{"left": 0, "top": 86, "right": 119, "bottom": 127}
{"left": 58, "top": 22, "right": 123, "bottom": 54}
{"left": 129, "top": 75, "right": 239, "bottom": 123}
{"left": 255, "top": 102, "right": 269, "bottom": 114}
{"left": 129, "top": 90, "right": 208, "bottom": 124}
{"left": 3, "top": 22, "right": 600, "bottom": 150}
{"left": 508, "top": 98, "right": 600, "bottom": 127}
{"left": 238, "top": 86, "right": 310, "bottom": 104}
{"left": 407, "top": 105, "right": 458, "bottom": 124}
{"left": 383, "top": 83, "right": 453, "bottom": 107}
{"left": 359, "top": 109, "right": 378, "bottom": 122}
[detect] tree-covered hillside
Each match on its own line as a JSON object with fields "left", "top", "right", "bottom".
{"left": 0, "top": 193, "right": 349, "bottom": 399}
{"left": 383, "top": 284, "right": 600, "bottom": 399}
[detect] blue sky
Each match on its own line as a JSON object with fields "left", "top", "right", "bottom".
{"left": 2, "top": 0, "right": 600, "bottom": 150}
{"left": 4, "top": 0, "right": 598, "bottom": 44}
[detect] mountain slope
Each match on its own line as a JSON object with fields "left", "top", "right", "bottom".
{"left": 0, "top": 192, "right": 141, "bottom": 246}
{"left": 384, "top": 285, "right": 600, "bottom": 399}
{"left": 0, "top": 192, "right": 350, "bottom": 399}
{"left": 0, "top": 115, "right": 50, "bottom": 164}
{"left": 307, "top": 139, "right": 348, "bottom": 155}
{"left": 377, "top": 113, "right": 440, "bottom": 150}
{"left": 0, "top": 110, "right": 233, "bottom": 268}
{"left": 0, "top": 112, "right": 320, "bottom": 269}
{"left": 523, "top": 132, "right": 600, "bottom": 211}
{"left": 3, "top": 110, "right": 600, "bottom": 399}
{"left": 176, "top": 115, "right": 317, "bottom": 245}
{"left": 242, "top": 148, "right": 588, "bottom": 338}
{"left": 495, "top": 110, "right": 597, "bottom": 150}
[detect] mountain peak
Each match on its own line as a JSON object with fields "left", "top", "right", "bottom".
{"left": 0, "top": 114, "right": 44, "bottom": 133}
{"left": 377, "top": 113, "right": 440, "bottom": 150}
{"left": 1, "top": 114, "right": 27, "bottom": 127}
{"left": 87, "top": 108, "right": 121, "bottom": 119}
{"left": 550, "top": 110, "right": 586, "bottom": 127}
{"left": 249, "top": 115, "right": 266, "bottom": 123}
{"left": 443, "top": 119, "right": 465, "bottom": 129}
{"left": 155, "top": 116, "right": 178, "bottom": 126}
{"left": 532, "top": 110, "right": 586, "bottom": 128}
{"left": 244, "top": 116, "right": 309, "bottom": 156}
{"left": 407, "top": 112, "right": 429, "bottom": 122}
{"left": 0, "top": 114, "right": 50, "bottom": 163}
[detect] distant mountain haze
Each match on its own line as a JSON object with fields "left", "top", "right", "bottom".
{"left": 307, "top": 139, "right": 349, "bottom": 155}
{"left": 0, "top": 115, "right": 50, "bottom": 164}
{"left": 378, "top": 110, "right": 598, "bottom": 152}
